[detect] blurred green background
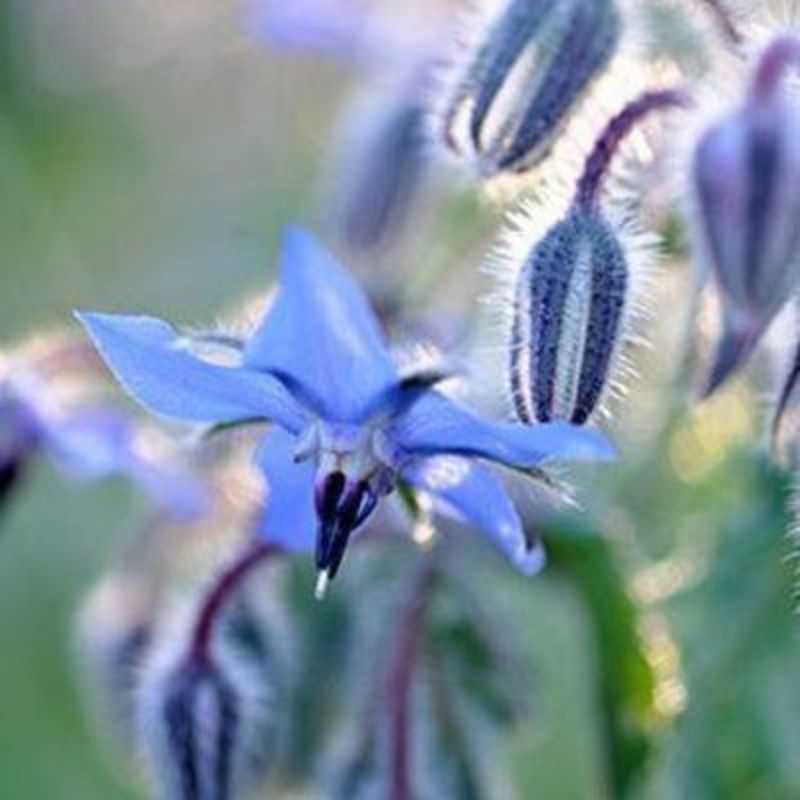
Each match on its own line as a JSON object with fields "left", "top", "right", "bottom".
{"left": 1, "top": 2, "right": 799, "bottom": 798}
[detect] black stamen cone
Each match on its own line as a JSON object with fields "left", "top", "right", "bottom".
{"left": 315, "top": 471, "right": 346, "bottom": 570}
{"left": 316, "top": 481, "right": 373, "bottom": 582}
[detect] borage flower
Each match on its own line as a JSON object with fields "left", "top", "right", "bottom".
{"left": 78, "top": 228, "right": 613, "bottom": 595}
{"left": 0, "top": 363, "right": 207, "bottom": 521}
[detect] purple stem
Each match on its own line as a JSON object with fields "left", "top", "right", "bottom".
{"left": 188, "top": 539, "right": 279, "bottom": 666}
{"left": 387, "top": 559, "right": 438, "bottom": 800}
{"left": 574, "top": 89, "right": 690, "bottom": 211}
{"left": 751, "top": 35, "right": 800, "bottom": 104}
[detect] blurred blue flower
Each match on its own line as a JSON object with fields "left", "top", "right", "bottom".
{"left": 249, "top": 0, "right": 439, "bottom": 251}
{"left": 77, "top": 228, "right": 614, "bottom": 592}
{"left": 0, "top": 374, "right": 208, "bottom": 521}
{"left": 247, "top": 0, "right": 429, "bottom": 70}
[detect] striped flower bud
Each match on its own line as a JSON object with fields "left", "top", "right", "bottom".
{"left": 138, "top": 543, "right": 280, "bottom": 800}
{"left": 439, "top": 0, "right": 620, "bottom": 177}
{"left": 506, "top": 90, "right": 687, "bottom": 424}
{"left": 138, "top": 634, "right": 276, "bottom": 800}
{"left": 692, "top": 36, "right": 800, "bottom": 396}
{"left": 509, "top": 210, "right": 628, "bottom": 424}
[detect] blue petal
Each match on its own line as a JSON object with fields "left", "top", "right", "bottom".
{"left": 403, "top": 457, "right": 544, "bottom": 575}
{"left": 77, "top": 312, "right": 308, "bottom": 433}
{"left": 254, "top": 427, "right": 317, "bottom": 553}
{"left": 244, "top": 227, "right": 397, "bottom": 421}
{"left": 388, "top": 391, "right": 615, "bottom": 468}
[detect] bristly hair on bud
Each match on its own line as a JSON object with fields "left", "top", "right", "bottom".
{"left": 74, "top": 570, "right": 159, "bottom": 757}
{"left": 507, "top": 210, "right": 629, "bottom": 425}
{"left": 785, "top": 465, "right": 800, "bottom": 609}
{"left": 690, "top": 34, "right": 800, "bottom": 398}
{"left": 137, "top": 542, "right": 280, "bottom": 800}
{"left": 492, "top": 89, "right": 687, "bottom": 426}
{"left": 434, "top": 0, "right": 621, "bottom": 179}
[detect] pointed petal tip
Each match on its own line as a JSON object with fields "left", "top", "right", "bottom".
{"left": 74, "top": 309, "right": 116, "bottom": 323}
{"left": 545, "top": 422, "right": 618, "bottom": 463}
{"left": 586, "top": 430, "right": 618, "bottom": 462}
{"left": 72, "top": 312, "right": 309, "bottom": 430}
{"left": 74, "top": 310, "right": 150, "bottom": 346}
{"left": 277, "top": 225, "right": 349, "bottom": 291}
{"left": 73, "top": 309, "right": 104, "bottom": 334}
{"left": 282, "top": 222, "right": 312, "bottom": 241}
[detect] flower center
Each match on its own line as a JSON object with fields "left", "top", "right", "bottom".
{"left": 293, "top": 421, "right": 397, "bottom": 597}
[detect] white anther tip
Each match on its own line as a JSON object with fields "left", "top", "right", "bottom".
{"left": 314, "top": 570, "right": 330, "bottom": 601}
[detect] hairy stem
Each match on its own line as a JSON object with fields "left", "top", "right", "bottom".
{"left": 574, "top": 89, "right": 690, "bottom": 210}
{"left": 189, "top": 539, "right": 278, "bottom": 666}
{"left": 387, "top": 558, "right": 438, "bottom": 800}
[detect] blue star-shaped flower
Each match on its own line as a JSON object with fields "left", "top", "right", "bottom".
{"left": 77, "top": 228, "right": 613, "bottom": 593}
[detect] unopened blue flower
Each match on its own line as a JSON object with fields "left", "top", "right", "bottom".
{"left": 249, "top": 0, "right": 439, "bottom": 251}
{"left": 0, "top": 372, "right": 208, "bottom": 521}
{"left": 77, "top": 228, "right": 614, "bottom": 593}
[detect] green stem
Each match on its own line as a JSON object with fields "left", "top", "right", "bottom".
{"left": 546, "top": 526, "right": 656, "bottom": 798}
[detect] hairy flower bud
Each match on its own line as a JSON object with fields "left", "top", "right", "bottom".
{"left": 332, "top": 89, "right": 431, "bottom": 251}
{"left": 502, "top": 89, "right": 684, "bottom": 424}
{"left": 508, "top": 210, "right": 628, "bottom": 424}
{"left": 439, "top": 0, "right": 620, "bottom": 176}
{"left": 138, "top": 637, "right": 276, "bottom": 800}
{"left": 137, "top": 541, "right": 280, "bottom": 800}
{"left": 692, "top": 36, "right": 800, "bottom": 395}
